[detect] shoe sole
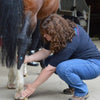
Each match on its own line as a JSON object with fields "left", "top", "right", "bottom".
{"left": 69, "top": 93, "right": 89, "bottom": 100}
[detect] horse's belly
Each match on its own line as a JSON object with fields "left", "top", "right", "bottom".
{"left": 24, "top": 0, "right": 43, "bottom": 14}
{"left": 37, "top": 0, "right": 59, "bottom": 19}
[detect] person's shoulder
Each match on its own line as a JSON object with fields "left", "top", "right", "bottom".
{"left": 76, "top": 24, "right": 82, "bottom": 28}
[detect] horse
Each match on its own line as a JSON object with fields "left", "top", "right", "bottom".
{"left": 0, "top": 0, "right": 60, "bottom": 99}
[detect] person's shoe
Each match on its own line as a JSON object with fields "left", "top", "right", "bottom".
{"left": 27, "top": 62, "right": 39, "bottom": 66}
{"left": 27, "top": 50, "right": 39, "bottom": 66}
{"left": 63, "top": 88, "right": 74, "bottom": 95}
{"left": 69, "top": 93, "right": 89, "bottom": 100}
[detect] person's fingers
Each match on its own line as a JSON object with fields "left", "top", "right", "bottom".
{"left": 22, "top": 89, "right": 33, "bottom": 98}
{"left": 27, "top": 91, "right": 33, "bottom": 97}
{"left": 22, "top": 83, "right": 36, "bottom": 98}
{"left": 22, "top": 89, "right": 29, "bottom": 97}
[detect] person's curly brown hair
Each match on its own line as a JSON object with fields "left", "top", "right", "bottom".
{"left": 40, "top": 14, "right": 77, "bottom": 54}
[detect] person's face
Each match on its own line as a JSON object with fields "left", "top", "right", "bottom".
{"left": 43, "top": 33, "right": 52, "bottom": 41}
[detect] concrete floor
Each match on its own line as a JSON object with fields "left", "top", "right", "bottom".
{"left": 0, "top": 40, "right": 100, "bottom": 100}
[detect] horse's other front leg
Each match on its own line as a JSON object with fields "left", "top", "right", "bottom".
{"left": 7, "top": 67, "right": 16, "bottom": 89}
{"left": 23, "top": 64, "right": 28, "bottom": 77}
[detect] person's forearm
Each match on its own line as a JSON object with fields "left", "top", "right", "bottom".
{"left": 31, "top": 65, "right": 56, "bottom": 89}
{"left": 28, "top": 48, "right": 51, "bottom": 63}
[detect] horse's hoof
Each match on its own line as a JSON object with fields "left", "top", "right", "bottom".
{"left": 7, "top": 84, "right": 16, "bottom": 89}
{"left": 15, "top": 95, "right": 28, "bottom": 100}
{"left": 15, "top": 93, "right": 28, "bottom": 100}
{"left": 23, "top": 73, "right": 28, "bottom": 77}
{"left": 15, "top": 98, "right": 28, "bottom": 100}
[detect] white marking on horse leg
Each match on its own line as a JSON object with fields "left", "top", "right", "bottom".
{"left": 7, "top": 67, "right": 16, "bottom": 89}
{"left": 23, "top": 64, "right": 28, "bottom": 77}
{"left": 15, "top": 64, "right": 25, "bottom": 99}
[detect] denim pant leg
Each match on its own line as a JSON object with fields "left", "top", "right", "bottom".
{"left": 56, "top": 59, "right": 100, "bottom": 97}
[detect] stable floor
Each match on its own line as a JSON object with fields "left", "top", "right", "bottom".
{"left": 0, "top": 40, "right": 100, "bottom": 100}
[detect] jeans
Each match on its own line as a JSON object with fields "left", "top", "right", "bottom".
{"left": 56, "top": 59, "right": 100, "bottom": 97}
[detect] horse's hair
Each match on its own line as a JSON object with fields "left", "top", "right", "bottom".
{"left": 0, "top": 0, "right": 24, "bottom": 67}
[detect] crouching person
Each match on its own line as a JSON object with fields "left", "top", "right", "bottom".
{"left": 22, "top": 14, "right": 100, "bottom": 100}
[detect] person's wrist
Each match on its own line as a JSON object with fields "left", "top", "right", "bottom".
{"left": 31, "top": 83, "right": 38, "bottom": 89}
{"left": 24, "top": 55, "right": 31, "bottom": 63}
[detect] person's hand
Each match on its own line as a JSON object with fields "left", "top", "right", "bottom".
{"left": 24, "top": 55, "right": 30, "bottom": 64}
{"left": 22, "top": 83, "right": 36, "bottom": 98}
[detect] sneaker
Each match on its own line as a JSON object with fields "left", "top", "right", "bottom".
{"left": 27, "top": 62, "right": 39, "bottom": 66}
{"left": 63, "top": 88, "right": 74, "bottom": 95}
{"left": 69, "top": 93, "right": 89, "bottom": 100}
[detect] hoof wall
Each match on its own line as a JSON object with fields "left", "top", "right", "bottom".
{"left": 7, "top": 84, "right": 16, "bottom": 89}
{"left": 15, "top": 97, "right": 28, "bottom": 100}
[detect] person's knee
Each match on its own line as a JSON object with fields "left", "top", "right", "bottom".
{"left": 56, "top": 63, "right": 74, "bottom": 83}
{"left": 56, "top": 63, "right": 73, "bottom": 76}
{"left": 56, "top": 63, "right": 63, "bottom": 74}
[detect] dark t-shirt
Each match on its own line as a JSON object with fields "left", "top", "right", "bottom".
{"left": 44, "top": 25, "right": 100, "bottom": 67}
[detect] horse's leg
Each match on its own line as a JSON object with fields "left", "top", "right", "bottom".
{"left": 17, "top": 13, "right": 37, "bottom": 69}
{"left": 15, "top": 64, "right": 25, "bottom": 100}
{"left": 7, "top": 67, "right": 16, "bottom": 89}
{"left": 15, "top": 12, "right": 37, "bottom": 100}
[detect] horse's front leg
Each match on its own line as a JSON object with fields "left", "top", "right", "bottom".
{"left": 15, "top": 12, "right": 37, "bottom": 100}
{"left": 15, "top": 64, "right": 25, "bottom": 100}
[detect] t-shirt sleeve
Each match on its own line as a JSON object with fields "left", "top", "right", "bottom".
{"left": 46, "top": 47, "right": 75, "bottom": 67}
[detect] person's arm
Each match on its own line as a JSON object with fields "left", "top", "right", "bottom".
{"left": 31, "top": 64, "right": 56, "bottom": 88}
{"left": 22, "top": 64, "right": 56, "bottom": 97}
{"left": 24, "top": 48, "right": 51, "bottom": 63}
